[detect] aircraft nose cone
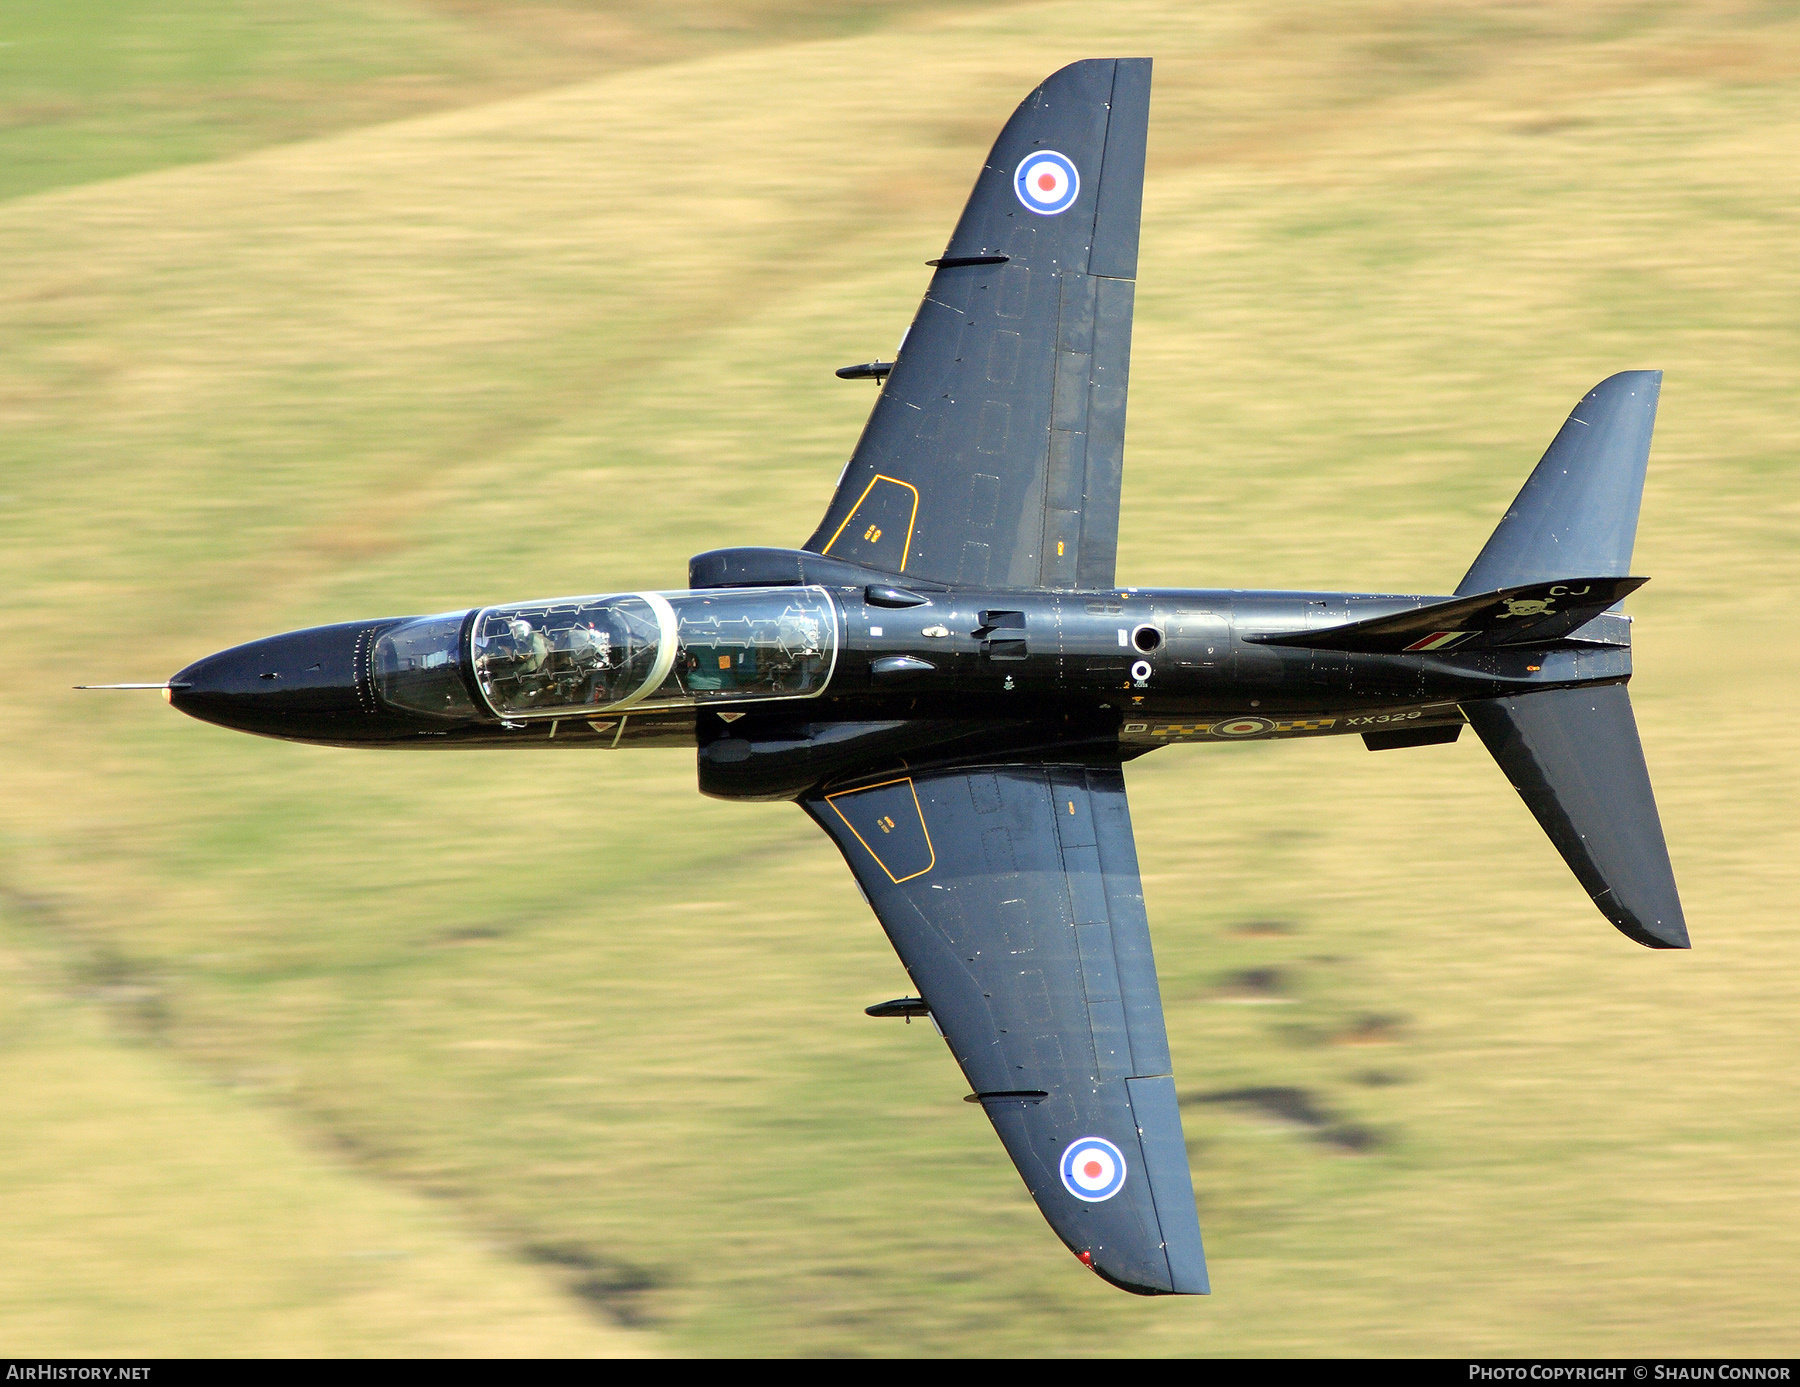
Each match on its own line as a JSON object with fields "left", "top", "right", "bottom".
{"left": 170, "top": 620, "right": 389, "bottom": 739}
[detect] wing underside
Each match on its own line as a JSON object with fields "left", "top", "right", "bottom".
{"left": 803, "top": 760, "right": 1207, "bottom": 1295}
{"left": 803, "top": 58, "right": 1151, "bottom": 590}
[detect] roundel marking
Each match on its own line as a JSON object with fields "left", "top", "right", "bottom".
{"left": 1060, "top": 1136, "right": 1127, "bottom": 1202}
{"left": 1014, "top": 150, "right": 1080, "bottom": 215}
{"left": 1212, "top": 716, "right": 1275, "bottom": 738}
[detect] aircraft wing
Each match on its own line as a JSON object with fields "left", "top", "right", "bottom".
{"left": 802, "top": 58, "right": 1150, "bottom": 590}
{"left": 801, "top": 760, "right": 1209, "bottom": 1295}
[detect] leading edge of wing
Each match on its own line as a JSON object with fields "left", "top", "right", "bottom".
{"left": 802, "top": 760, "right": 1208, "bottom": 1295}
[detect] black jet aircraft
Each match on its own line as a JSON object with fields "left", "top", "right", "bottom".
{"left": 108, "top": 59, "right": 1688, "bottom": 1296}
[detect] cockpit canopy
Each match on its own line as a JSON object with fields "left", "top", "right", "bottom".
{"left": 372, "top": 587, "right": 837, "bottom": 722}
{"left": 372, "top": 610, "right": 479, "bottom": 720}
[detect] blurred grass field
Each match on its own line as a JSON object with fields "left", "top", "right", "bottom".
{"left": 2, "top": 0, "right": 1798, "bottom": 1357}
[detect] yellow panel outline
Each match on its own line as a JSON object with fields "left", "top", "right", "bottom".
{"left": 825, "top": 775, "right": 936, "bottom": 883}
{"left": 820, "top": 474, "right": 920, "bottom": 572}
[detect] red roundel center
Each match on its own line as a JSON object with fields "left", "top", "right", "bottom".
{"left": 1083, "top": 1159, "right": 1102, "bottom": 1178}
{"left": 1037, "top": 172, "right": 1057, "bottom": 191}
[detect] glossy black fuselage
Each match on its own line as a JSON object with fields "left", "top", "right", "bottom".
{"left": 170, "top": 582, "right": 1630, "bottom": 800}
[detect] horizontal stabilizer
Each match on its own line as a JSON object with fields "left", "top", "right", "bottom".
{"left": 1466, "top": 685, "right": 1688, "bottom": 949}
{"left": 1459, "top": 371, "right": 1661, "bottom": 595}
{"left": 1247, "top": 576, "right": 1645, "bottom": 654}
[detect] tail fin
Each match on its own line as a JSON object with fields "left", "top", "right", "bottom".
{"left": 1458, "top": 372, "right": 1662, "bottom": 596}
{"left": 1465, "top": 685, "right": 1688, "bottom": 949}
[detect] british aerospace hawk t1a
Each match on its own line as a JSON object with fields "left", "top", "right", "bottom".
{"left": 117, "top": 60, "right": 1688, "bottom": 1296}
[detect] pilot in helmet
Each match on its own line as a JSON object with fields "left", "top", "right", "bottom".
{"left": 507, "top": 617, "right": 549, "bottom": 677}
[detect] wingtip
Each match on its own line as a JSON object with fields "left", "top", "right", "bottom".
{"left": 1084, "top": 1258, "right": 1207, "bottom": 1296}
{"left": 1616, "top": 912, "right": 1690, "bottom": 950}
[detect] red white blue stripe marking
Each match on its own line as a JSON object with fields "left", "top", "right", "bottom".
{"left": 1060, "top": 1135, "right": 1127, "bottom": 1202}
{"left": 1403, "top": 631, "right": 1471, "bottom": 652}
{"left": 1015, "top": 151, "right": 1080, "bottom": 215}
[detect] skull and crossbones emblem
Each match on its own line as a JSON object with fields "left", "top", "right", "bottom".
{"left": 1498, "top": 596, "right": 1555, "bottom": 619}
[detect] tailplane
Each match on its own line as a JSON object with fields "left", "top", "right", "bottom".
{"left": 1454, "top": 372, "right": 1684, "bottom": 948}
{"left": 1465, "top": 686, "right": 1687, "bottom": 949}
{"left": 1458, "top": 371, "right": 1661, "bottom": 596}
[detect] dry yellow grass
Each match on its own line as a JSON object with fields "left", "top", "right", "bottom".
{"left": 0, "top": 933, "right": 652, "bottom": 1355}
{"left": 1, "top": 0, "right": 1797, "bottom": 1356}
